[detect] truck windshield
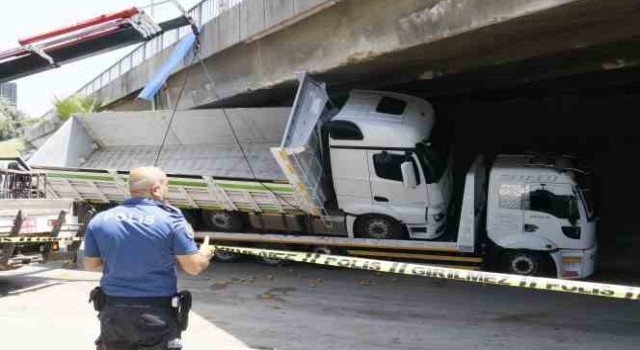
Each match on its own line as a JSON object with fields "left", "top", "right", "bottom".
{"left": 577, "top": 187, "right": 595, "bottom": 221}
{"left": 573, "top": 171, "right": 596, "bottom": 221}
{"left": 415, "top": 139, "right": 449, "bottom": 184}
{"left": 574, "top": 173, "right": 596, "bottom": 221}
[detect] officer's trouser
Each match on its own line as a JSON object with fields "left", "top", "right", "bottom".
{"left": 96, "top": 297, "right": 182, "bottom": 350}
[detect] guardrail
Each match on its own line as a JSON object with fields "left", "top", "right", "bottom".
{"left": 23, "top": 118, "right": 59, "bottom": 143}
{"left": 39, "top": 0, "right": 245, "bottom": 121}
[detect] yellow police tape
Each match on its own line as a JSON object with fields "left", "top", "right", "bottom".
{"left": 215, "top": 245, "right": 640, "bottom": 301}
{"left": 0, "top": 236, "right": 82, "bottom": 243}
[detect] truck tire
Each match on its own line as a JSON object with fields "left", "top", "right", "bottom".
{"left": 214, "top": 250, "right": 242, "bottom": 263}
{"left": 500, "top": 250, "right": 552, "bottom": 276}
{"left": 311, "top": 246, "right": 341, "bottom": 256}
{"left": 181, "top": 209, "right": 200, "bottom": 228}
{"left": 310, "top": 246, "right": 344, "bottom": 269}
{"left": 354, "top": 215, "right": 404, "bottom": 240}
{"left": 202, "top": 211, "right": 244, "bottom": 232}
{"left": 257, "top": 244, "right": 292, "bottom": 266}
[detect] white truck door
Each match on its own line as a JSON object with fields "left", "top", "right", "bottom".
{"left": 366, "top": 150, "right": 427, "bottom": 224}
{"left": 331, "top": 148, "right": 373, "bottom": 212}
{"left": 523, "top": 183, "right": 584, "bottom": 249}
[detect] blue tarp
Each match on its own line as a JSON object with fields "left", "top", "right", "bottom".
{"left": 137, "top": 30, "right": 198, "bottom": 101}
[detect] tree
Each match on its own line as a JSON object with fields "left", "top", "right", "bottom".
{"left": 0, "top": 97, "right": 28, "bottom": 141}
{"left": 53, "top": 95, "right": 101, "bottom": 121}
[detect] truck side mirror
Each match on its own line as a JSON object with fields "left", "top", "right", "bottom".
{"left": 401, "top": 161, "right": 417, "bottom": 188}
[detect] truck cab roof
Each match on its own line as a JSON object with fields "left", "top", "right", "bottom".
{"left": 328, "top": 90, "right": 435, "bottom": 149}
{"left": 491, "top": 154, "right": 584, "bottom": 185}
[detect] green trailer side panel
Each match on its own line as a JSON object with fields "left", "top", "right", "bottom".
{"left": 43, "top": 169, "right": 301, "bottom": 214}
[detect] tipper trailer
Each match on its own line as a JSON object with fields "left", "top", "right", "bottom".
{"left": 28, "top": 75, "right": 597, "bottom": 278}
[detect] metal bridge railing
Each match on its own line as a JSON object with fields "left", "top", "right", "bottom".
{"left": 79, "top": 0, "right": 244, "bottom": 96}
{"left": 38, "top": 0, "right": 244, "bottom": 121}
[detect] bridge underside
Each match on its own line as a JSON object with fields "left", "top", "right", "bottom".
{"left": 138, "top": 0, "right": 640, "bottom": 109}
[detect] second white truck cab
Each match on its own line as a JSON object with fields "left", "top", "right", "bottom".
{"left": 486, "top": 154, "right": 597, "bottom": 278}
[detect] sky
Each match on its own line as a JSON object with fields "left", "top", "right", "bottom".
{"left": 0, "top": 0, "right": 200, "bottom": 118}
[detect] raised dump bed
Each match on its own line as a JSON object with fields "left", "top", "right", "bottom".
{"left": 28, "top": 108, "right": 314, "bottom": 214}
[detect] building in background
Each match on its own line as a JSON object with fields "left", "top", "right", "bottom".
{"left": 0, "top": 82, "right": 17, "bottom": 106}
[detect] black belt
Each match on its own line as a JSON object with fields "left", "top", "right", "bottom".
{"left": 105, "top": 295, "right": 174, "bottom": 308}
{"left": 91, "top": 289, "right": 192, "bottom": 332}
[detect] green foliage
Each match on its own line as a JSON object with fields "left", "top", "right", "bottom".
{"left": 0, "top": 97, "right": 28, "bottom": 141}
{"left": 0, "top": 138, "right": 27, "bottom": 157}
{"left": 20, "top": 117, "right": 43, "bottom": 127}
{"left": 53, "top": 95, "right": 101, "bottom": 121}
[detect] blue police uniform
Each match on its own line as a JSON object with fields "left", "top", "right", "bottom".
{"left": 84, "top": 197, "right": 198, "bottom": 297}
{"left": 84, "top": 197, "right": 198, "bottom": 349}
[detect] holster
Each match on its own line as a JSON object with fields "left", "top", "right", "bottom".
{"left": 89, "top": 286, "right": 106, "bottom": 312}
{"left": 173, "top": 290, "right": 192, "bottom": 332}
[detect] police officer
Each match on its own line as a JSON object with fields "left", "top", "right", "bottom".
{"left": 83, "top": 166, "right": 215, "bottom": 349}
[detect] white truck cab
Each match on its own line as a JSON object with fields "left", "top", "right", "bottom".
{"left": 326, "top": 90, "right": 453, "bottom": 240}
{"left": 487, "top": 154, "right": 597, "bottom": 278}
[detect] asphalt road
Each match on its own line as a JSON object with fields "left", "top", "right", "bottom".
{"left": 179, "top": 261, "right": 640, "bottom": 350}
{"left": 1, "top": 261, "right": 639, "bottom": 350}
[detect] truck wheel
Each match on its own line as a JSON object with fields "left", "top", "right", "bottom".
{"left": 501, "top": 250, "right": 549, "bottom": 276}
{"left": 311, "top": 246, "right": 339, "bottom": 256}
{"left": 257, "top": 244, "right": 292, "bottom": 266}
{"left": 214, "top": 250, "right": 242, "bottom": 263}
{"left": 181, "top": 209, "right": 200, "bottom": 228}
{"left": 355, "top": 215, "right": 404, "bottom": 240}
{"left": 202, "top": 211, "right": 244, "bottom": 232}
{"left": 309, "top": 246, "right": 344, "bottom": 269}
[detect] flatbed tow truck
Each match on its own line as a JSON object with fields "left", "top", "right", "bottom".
{"left": 0, "top": 158, "right": 82, "bottom": 270}
{"left": 28, "top": 75, "right": 597, "bottom": 278}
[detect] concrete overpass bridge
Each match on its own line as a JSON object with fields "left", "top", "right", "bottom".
{"left": 73, "top": 0, "right": 640, "bottom": 111}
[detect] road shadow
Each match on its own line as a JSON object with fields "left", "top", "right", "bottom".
{"left": 0, "top": 262, "right": 99, "bottom": 298}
